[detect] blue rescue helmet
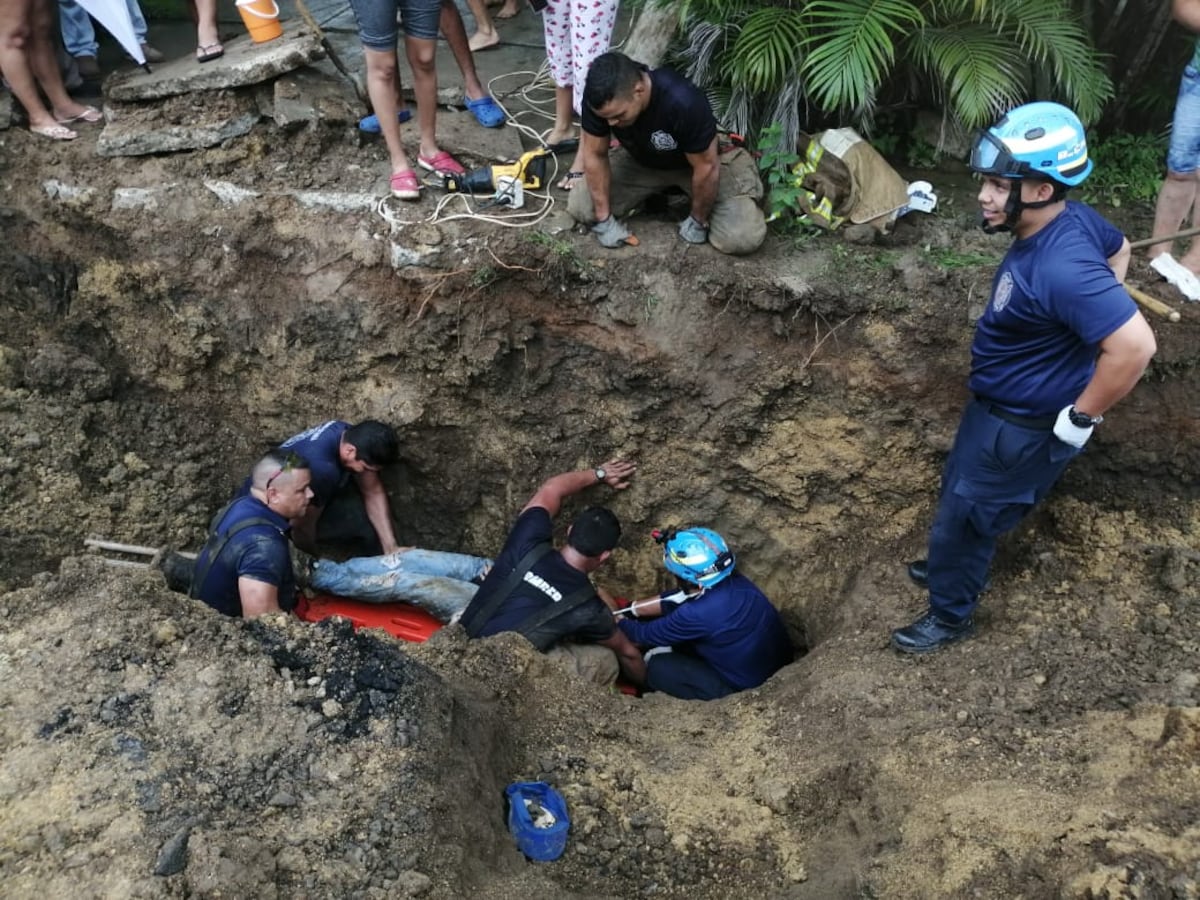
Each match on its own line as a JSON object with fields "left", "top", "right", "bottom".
{"left": 969, "top": 101, "right": 1092, "bottom": 187}
{"left": 661, "top": 527, "right": 735, "bottom": 589}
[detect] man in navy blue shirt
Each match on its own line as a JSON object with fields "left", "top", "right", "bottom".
{"left": 568, "top": 51, "right": 766, "bottom": 256}
{"left": 459, "top": 460, "right": 646, "bottom": 687}
{"left": 617, "top": 527, "right": 792, "bottom": 700}
{"left": 268, "top": 420, "right": 401, "bottom": 556}
{"left": 192, "top": 450, "right": 314, "bottom": 618}
{"left": 893, "top": 102, "right": 1157, "bottom": 654}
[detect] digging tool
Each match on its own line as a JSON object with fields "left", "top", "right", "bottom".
{"left": 1129, "top": 225, "right": 1200, "bottom": 251}
{"left": 1126, "top": 284, "right": 1181, "bottom": 322}
{"left": 293, "top": 0, "right": 368, "bottom": 106}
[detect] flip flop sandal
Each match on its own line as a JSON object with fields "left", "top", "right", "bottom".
{"left": 557, "top": 171, "right": 584, "bottom": 191}
{"left": 31, "top": 123, "right": 78, "bottom": 141}
{"left": 543, "top": 137, "right": 579, "bottom": 154}
{"left": 56, "top": 105, "right": 102, "bottom": 125}
{"left": 390, "top": 169, "right": 422, "bottom": 201}
{"left": 196, "top": 42, "right": 224, "bottom": 63}
{"left": 464, "top": 95, "right": 505, "bottom": 128}
{"left": 358, "top": 109, "right": 413, "bottom": 133}
{"left": 417, "top": 151, "right": 466, "bottom": 177}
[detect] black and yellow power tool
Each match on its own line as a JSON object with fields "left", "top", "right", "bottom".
{"left": 443, "top": 148, "right": 552, "bottom": 194}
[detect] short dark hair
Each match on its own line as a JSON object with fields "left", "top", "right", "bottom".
{"left": 252, "top": 448, "right": 311, "bottom": 490}
{"left": 584, "top": 52, "right": 646, "bottom": 113}
{"left": 567, "top": 506, "right": 622, "bottom": 557}
{"left": 344, "top": 420, "right": 399, "bottom": 466}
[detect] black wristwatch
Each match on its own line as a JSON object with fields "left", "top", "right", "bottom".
{"left": 594, "top": 467, "right": 607, "bottom": 483}
{"left": 1068, "top": 406, "right": 1103, "bottom": 428}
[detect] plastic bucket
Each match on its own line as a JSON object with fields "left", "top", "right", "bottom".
{"left": 505, "top": 781, "right": 569, "bottom": 862}
{"left": 235, "top": 0, "right": 283, "bottom": 43}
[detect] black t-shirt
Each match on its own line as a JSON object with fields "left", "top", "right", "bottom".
{"left": 464, "top": 508, "right": 615, "bottom": 651}
{"left": 581, "top": 67, "right": 718, "bottom": 170}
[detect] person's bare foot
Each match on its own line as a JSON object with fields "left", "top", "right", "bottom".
{"left": 544, "top": 127, "right": 576, "bottom": 148}
{"left": 468, "top": 28, "right": 500, "bottom": 51}
{"left": 495, "top": 0, "right": 519, "bottom": 19}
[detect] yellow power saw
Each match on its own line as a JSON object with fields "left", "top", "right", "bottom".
{"left": 443, "top": 148, "right": 553, "bottom": 197}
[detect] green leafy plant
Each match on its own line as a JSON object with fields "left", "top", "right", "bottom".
{"left": 674, "top": 0, "right": 1112, "bottom": 154}
{"left": 757, "top": 122, "right": 805, "bottom": 223}
{"left": 1081, "top": 131, "right": 1168, "bottom": 208}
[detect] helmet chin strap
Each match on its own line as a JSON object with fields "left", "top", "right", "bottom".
{"left": 980, "top": 183, "right": 1057, "bottom": 234}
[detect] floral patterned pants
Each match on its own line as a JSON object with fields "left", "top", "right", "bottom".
{"left": 542, "top": 0, "right": 619, "bottom": 114}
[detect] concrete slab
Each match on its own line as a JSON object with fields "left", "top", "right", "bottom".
{"left": 96, "top": 91, "right": 262, "bottom": 157}
{"left": 270, "top": 67, "right": 360, "bottom": 129}
{"left": 107, "top": 20, "right": 325, "bottom": 103}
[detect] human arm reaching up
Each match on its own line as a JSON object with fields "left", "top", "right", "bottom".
{"left": 521, "top": 459, "right": 636, "bottom": 517}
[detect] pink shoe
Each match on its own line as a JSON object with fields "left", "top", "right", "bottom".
{"left": 417, "top": 151, "right": 466, "bottom": 177}
{"left": 390, "top": 169, "right": 421, "bottom": 200}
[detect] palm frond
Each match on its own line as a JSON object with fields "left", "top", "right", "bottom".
{"left": 907, "top": 24, "right": 1027, "bottom": 127}
{"left": 935, "top": 0, "right": 1113, "bottom": 121}
{"left": 801, "top": 0, "right": 924, "bottom": 112}
{"left": 728, "top": 7, "right": 808, "bottom": 93}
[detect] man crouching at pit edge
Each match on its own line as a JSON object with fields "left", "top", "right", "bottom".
{"left": 457, "top": 460, "right": 646, "bottom": 688}
{"left": 191, "top": 450, "right": 313, "bottom": 618}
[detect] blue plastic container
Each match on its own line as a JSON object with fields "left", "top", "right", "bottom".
{"left": 505, "top": 781, "right": 570, "bottom": 862}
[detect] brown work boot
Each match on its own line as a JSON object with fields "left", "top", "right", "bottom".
{"left": 74, "top": 54, "right": 100, "bottom": 78}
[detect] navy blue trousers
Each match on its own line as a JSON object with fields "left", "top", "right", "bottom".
{"left": 926, "top": 399, "right": 1082, "bottom": 622}
{"left": 646, "top": 650, "right": 737, "bottom": 701}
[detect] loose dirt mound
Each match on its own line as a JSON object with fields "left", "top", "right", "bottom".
{"left": 2, "top": 118, "right": 1199, "bottom": 898}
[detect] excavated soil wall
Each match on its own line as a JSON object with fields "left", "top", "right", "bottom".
{"left": 2, "top": 135, "right": 1199, "bottom": 899}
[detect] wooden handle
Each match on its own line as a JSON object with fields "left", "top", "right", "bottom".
{"left": 1126, "top": 284, "right": 1181, "bottom": 322}
{"left": 1129, "top": 225, "right": 1200, "bottom": 250}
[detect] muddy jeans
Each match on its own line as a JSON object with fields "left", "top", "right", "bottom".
{"left": 545, "top": 643, "right": 619, "bottom": 686}
{"left": 309, "top": 548, "right": 492, "bottom": 623}
{"left": 567, "top": 147, "right": 767, "bottom": 256}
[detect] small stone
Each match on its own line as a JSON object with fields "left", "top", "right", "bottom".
{"left": 395, "top": 869, "right": 432, "bottom": 897}
{"left": 321, "top": 699, "right": 342, "bottom": 717}
{"left": 268, "top": 792, "right": 297, "bottom": 808}
{"left": 1032, "top": 673, "right": 1047, "bottom": 686}
{"left": 152, "top": 621, "right": 179, "bottom": 646}
{"left": 956, "top": 710, "right": 969, "bottom": 722}
{"left": 152, "top": 827, "right": 190, "bottom": 876}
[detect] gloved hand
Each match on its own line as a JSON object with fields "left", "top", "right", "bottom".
{"left": 1053, "top": 405, "right": 1094, "bottom": 449}
{"left": 591, "top": 215, "right": 633, "bottom": 248}
{"left": 658, "top": 588, "right": 694, "bottom": 610}
{"left": 678, "top": 215, "right": 709, "bottom": 244}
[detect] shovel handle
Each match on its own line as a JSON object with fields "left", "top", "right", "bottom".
{"left": 1126, "top": 284, "right": 1181, "bottom": 322}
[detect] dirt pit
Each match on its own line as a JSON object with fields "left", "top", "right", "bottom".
{"left": 2, "top": 116, "right": 1200, "bottom": 899}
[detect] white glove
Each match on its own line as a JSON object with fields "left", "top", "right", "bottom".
{"left": 657, "top": 588, "right": 693, "bottom": 609}
{"left": 1053, "top": 405, "right": 1094, "bottom": 449}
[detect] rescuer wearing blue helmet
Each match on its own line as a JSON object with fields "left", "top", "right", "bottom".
{"left": 616, "top": 527, "right": 793, "bottom": 700}
{"left": 893, "top": 102, "right": 1158, "bottom": 654}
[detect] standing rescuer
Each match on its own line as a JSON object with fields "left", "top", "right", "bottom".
{"left": 892, "top": 101, "right": 1158, "bottom": 654}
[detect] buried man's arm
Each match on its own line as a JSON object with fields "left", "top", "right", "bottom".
{"left": 598, "top": 627, "right": 646, "bottom": 685}
{"left": 238, "top": 577, "right": 282, "bottom": 618}
{"left": 354, "top": 468, "right": 401, "bottom": 555}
